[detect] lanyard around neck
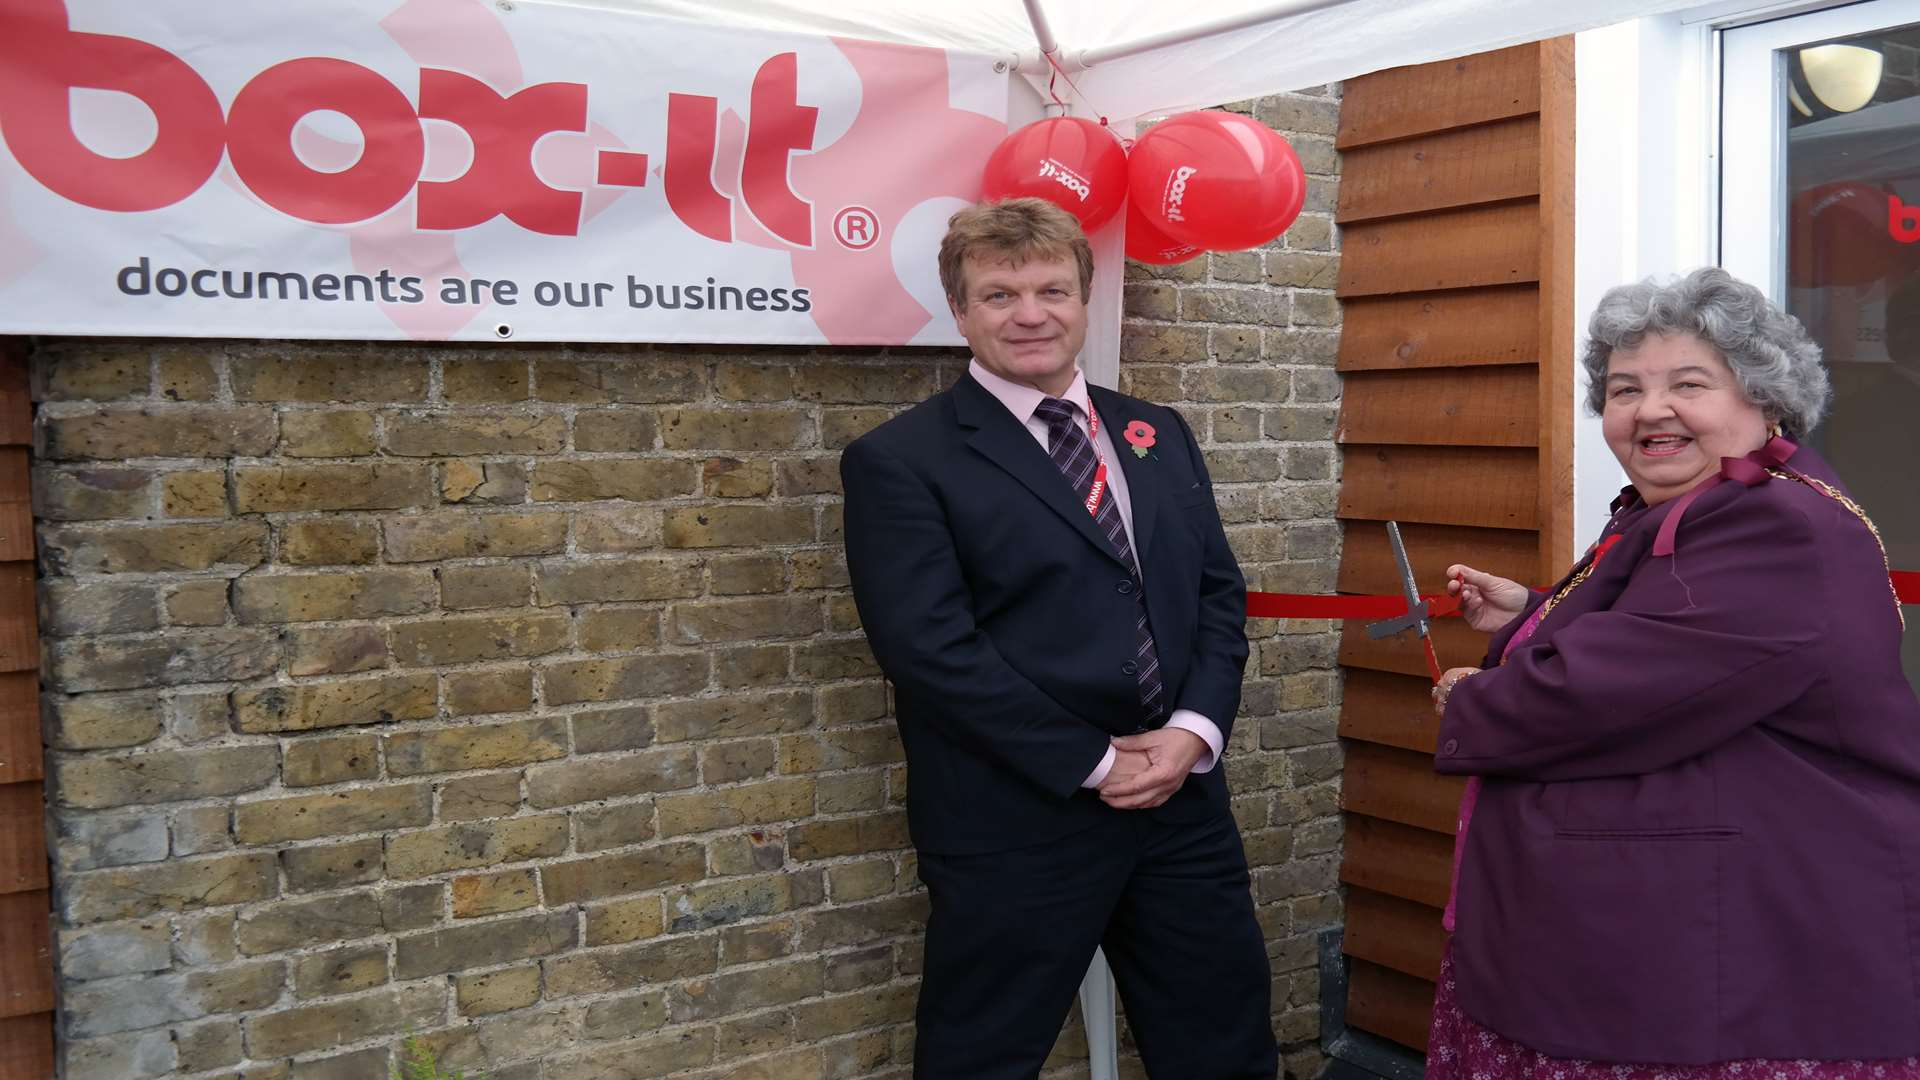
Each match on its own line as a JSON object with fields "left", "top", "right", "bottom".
{"left": 1081, "top": 402, "right": 1109, "bottom": 517}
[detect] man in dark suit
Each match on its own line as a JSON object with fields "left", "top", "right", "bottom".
{"left": 840, "top": 198, "right": 1274, "bottom": 1078}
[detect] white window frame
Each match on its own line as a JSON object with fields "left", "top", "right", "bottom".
{"left": 1568, "top": 0, "right": 1908, "bottom": 558}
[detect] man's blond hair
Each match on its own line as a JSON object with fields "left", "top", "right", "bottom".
{"left": 938, "top": 197, "right": 1094, "bottom": 310}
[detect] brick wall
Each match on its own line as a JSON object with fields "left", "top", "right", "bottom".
{"left": 29, "top": 87, "right": 1341, "bottom": 1080}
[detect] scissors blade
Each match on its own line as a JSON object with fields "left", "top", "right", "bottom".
{"left": 1385, "top": 520, "right": 1429, "bottom": 638}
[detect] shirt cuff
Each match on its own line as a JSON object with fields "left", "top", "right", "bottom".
{"left": 1166, "top": 710, "right": 1223, "bottom": 773}
{"left": 1081, "top": 745, "right": 1117, "bottom": 788}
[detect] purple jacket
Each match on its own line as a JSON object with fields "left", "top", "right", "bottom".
{"left": 1437, "top": 442, "right": 1920, "bottom": 1063}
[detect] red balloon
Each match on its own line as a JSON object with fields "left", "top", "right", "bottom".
{"left": 981, "top": 116, "right": 1129, "bottom": 232}
{"left": 1789, "top": 182, "right": 1893, "bottom": 288}
{"left": 1123, "top": 198, "right": 1202, "bottom": 265}
{"left": 1128, "top": 111, "right": 1306, "bottom": 250}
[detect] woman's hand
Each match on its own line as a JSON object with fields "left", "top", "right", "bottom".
{"left": 1431, "top": 666, "right": 1481, "bottom": 716}
{"left": 1446, "top": 564, "right": 1529, "bottom": 633}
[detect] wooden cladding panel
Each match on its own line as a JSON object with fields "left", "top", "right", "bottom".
{"left": 1536, "top": 35, "right": 1579, "bottom": 583}
{"left": 0, "top": 890, "right": 51, "bottom": 1019}
{"left": 0, "top": 345, "right": 26, "bottom": 448}
{"left": 1338, "top": 201, "right": 1540, "bottom": 299}
{"left": 1339, "top": 521, "right": 1541, "bottom": 595}
{"left": 1338, "top": 617, "right": 1488, "bottom": 679}
{"left": 0, "top": 673, "right": 38, "bottom": 786}
{"left": 1339, "top": 669, "right": 1440, "bottom": 754}
{"left": 1339, "top": 445, "right": 1539, "bottom": 530}
{"left": 1338, "top": 286, "right": 1540, "bottom": 371}
{"left": 0, "top": 783, "right": 46, "bottom": 895}
{"left": 0, "top": 342, "right": 46, "bottom": 1074}
{"left": 1337, "top": 116, "right": 1541, "bottom": 223}
{"left": 0, "top": 450, "right": 27, "bottom": 565}
{"left": 1342, "top": 741, "right": 1465, "bottom": 835}
{"left": 1342, "top": 815, "right": 1453, "bottom": 909}
{"left": 1337, "top": 42, "right": 1542, "bottom": 150}
{"left": 0, "top": 564, "right": 34, "bottom": 675}
{"left": 1338, "top": 366, "right": 1538, "bottom": 448}
{"left": 1344, "top": 887, "right": 1448, "bottom": 983}
{"left": 1347, "top": 959, "right": 1437, "bottom": 1051}
{"left": 0, "top": 1012, "right": 54, "bottom": 1080}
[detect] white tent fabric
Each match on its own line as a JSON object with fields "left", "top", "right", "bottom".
{"left": 547, "top": 0, "right": 1709, "bottom": 123}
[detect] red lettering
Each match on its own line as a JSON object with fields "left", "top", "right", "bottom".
{"left": 1, "top": 4, "right": 831, "bottom": 248}
{"left": 417, "top": 70, "right": 587, "bottom": 236}
{"left": 226, "top": 58, "right": 423, "bottom": 225}
{"left": 741, "top": 53, "right": 816, "bottom": 247}
{"left": 1892, "top": 194, "right": 1920, "bottom": 244}
{"left": 0, "top": 0, "right": 224, "bottom": 211}
{"left": 665, "top": 93, "right": 731, "bottom": 243}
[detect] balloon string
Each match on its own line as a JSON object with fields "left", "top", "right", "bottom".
{"left": 1041, "top": 51, "right": 1110, "bottom": 128}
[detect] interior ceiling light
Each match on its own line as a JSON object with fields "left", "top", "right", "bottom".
{"left": 1791, "top": 43, "right": 1884, "bottom": 118}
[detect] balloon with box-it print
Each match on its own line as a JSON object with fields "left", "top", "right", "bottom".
{"left": 1127, "top": 110, "right": 1305, "bottom": 251}
{"left": 1122, "top": 197, "right": 1202, "bottom": 265}
{"left": 980, "top": 116, "right": 1129, "bottom": 231}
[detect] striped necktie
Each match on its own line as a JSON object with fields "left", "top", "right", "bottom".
{"left": 1033, "top": 397, "right": 1164, "bottom": 728}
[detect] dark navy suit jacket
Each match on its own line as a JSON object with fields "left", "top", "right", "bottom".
{"left": 1438, "top": 443, "right": 1920, "bottom": 1062}
{"left": 840, "top": 375, "right": 1249, "bottom": 855}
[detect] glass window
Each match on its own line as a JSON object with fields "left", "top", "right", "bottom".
{"left": 1781, "top": 21, "right": 1920, "bottom": 688}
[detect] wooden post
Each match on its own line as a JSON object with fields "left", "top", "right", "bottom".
{"left": 0, "top": 339, "right": 52, "bottom": 1080}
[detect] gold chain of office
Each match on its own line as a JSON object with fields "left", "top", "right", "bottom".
{"left": 1532, "top": 472, "right": 1903, "bottom": 632}
{"left": 1766, "top": 468, "right": 1906, "bottom": 630}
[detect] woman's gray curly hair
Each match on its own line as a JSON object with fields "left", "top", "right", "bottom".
{"left": 1581, "top": 267, "right": 1830, "bottom": 435}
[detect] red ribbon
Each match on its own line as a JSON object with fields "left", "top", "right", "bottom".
{"left": 1248, "top": 569, "right": 1920, "bottom": 621}
{"left": 1244, "top": 591, "right": 1461, "bottom": 620}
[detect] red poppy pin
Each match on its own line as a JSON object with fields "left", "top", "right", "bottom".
{"left": 1123, "top": 419, "right": 1156, "bottom": 459}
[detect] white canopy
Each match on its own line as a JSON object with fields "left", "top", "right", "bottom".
{"left": 550, "top": 0, "right": 1708, "bottom": 123}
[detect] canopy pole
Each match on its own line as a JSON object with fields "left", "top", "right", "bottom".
{"left": 1021, "top": 0, "right": 1061, "bottom": 59}
{"left": 1016, "top": 0, "right": 1358, "bottom": 74}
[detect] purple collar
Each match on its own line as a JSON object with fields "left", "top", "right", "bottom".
{"left": 1650, "top": 435, "right": 1798, "bottom": 557}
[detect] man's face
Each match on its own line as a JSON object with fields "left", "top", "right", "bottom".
{"left": 951, "top": 253, "right": 1088, "bottom": 396}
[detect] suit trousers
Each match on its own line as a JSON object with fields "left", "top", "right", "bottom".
{"left": 912, "top": 804, "right": 1276, "bottom": 1079}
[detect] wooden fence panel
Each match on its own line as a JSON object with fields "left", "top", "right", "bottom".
{"left": 1338, "top": 286, "right": 1540, "bottom": 371}
{"left": 0, "top": 339, "right": 48, "bottom": 1078}
{"left": 1338, "top": 521, "right": 1541, "bottom": 595}
{"left": 1347, "top": 959, "right": 1439, "bottom": 1050}
{"left": 0, "top": 1014, "right": 53, "bottom": 1078}
{"left": 1337, "top": 618, "right": 1488, "bottom": 679}
{"left": 1338, "top": 201, "right": 1541, "bottom": 299}
{"left": 1339, "top": 445, "right": 1539, "bottom": 530}
{"left": 1344, "top": 887, "right": 1449, "bottom": 982}
{"left": 1338, "top": 669, "right": 1440, "bottom": 754}
{"left": 1338, "top": 115, "right": 1541, "bottom": 223}
{"left": 1340, "top": 816, "right": 1453, "bottom": 909}
{"left": 1333, "top": 39, "right": 1574, "bottom": 1056}
{"left": 1338, "top": 366, "right": 1538, "bottom": 447}
{"left": 1342, "top": 742, "right": 1465, "bottom": 834}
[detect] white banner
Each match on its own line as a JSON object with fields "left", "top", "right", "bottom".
{"left": 0, "top": 0, "right": 1011, "bottom": 344}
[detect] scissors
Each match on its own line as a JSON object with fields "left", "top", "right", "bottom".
{"left": 1362, "top": 520, "right": 1443, "bottom": 684}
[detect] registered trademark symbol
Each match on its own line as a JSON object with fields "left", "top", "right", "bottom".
{"left": 833, "top": 206, "right": 880, "bottom": 251}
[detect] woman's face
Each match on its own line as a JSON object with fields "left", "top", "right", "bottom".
{"left": 1601, "top": 333, "right": 1772, "bottom": 506}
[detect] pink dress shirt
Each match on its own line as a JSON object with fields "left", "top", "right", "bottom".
{"left": 966, "top": 360, "right": 1226, "bottom": 787}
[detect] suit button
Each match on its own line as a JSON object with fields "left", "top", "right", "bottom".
{"left": 1442, "top": 738, "right": 1459, "bottom": 756}
{"left": 1121, "top": 661, "right": 1138, "bottom": 675}
{"left": 1116, "top": 580, "right": 1134, "bottom": 595}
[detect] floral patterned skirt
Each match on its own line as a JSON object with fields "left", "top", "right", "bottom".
{"left": 1426, "top": 945, "right": 1920, "bottom": 1080}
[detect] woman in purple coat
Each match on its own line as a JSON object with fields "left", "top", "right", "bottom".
{"left": 1426, "top": 267, "right": 1920, "bottom": 1076}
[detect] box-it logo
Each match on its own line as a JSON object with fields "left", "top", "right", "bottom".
{"left": 1036, "top": 158, "right": 1091, "bottom": 202}
{"left": 1161, "top": 166, "right": 1198, "bottom": 224}
{"left": 1892, "top": 194, "right": 1920, "bottom": 244}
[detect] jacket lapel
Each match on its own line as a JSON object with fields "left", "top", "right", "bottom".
{"left": 1092, "top": 386, "right": 1159, "bottom": 560}
{"left": 952, "top": 376, "right": 1127, "bottom": 567}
